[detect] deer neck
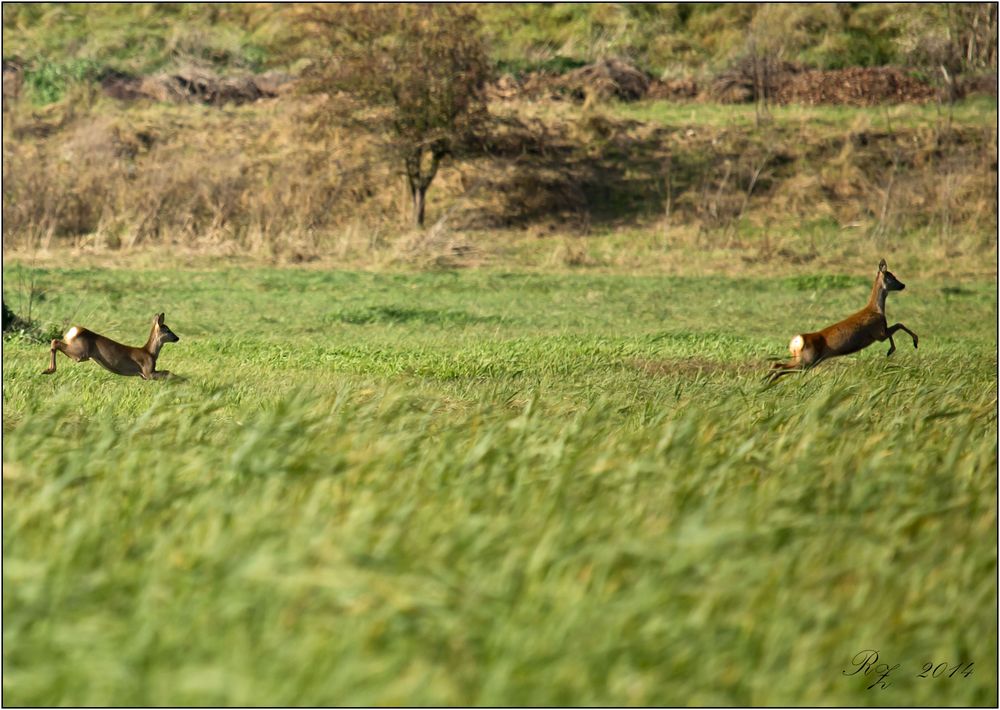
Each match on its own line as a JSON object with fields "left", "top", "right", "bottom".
{"left": 867, "top": 277, "right": 888, "bottom": 315}
{"left": 144, "top": 328, "right": 163, "bottom": 358}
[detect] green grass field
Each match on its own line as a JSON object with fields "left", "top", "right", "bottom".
{"left": 2, "top": 262, "right": 996, "bottom": 706}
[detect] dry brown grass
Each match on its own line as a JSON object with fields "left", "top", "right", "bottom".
{"left": 3, "top": 95, "right": 403, "bottom": 259}
{"left": 2, "top": 92, "right": 996, "bottom": 276}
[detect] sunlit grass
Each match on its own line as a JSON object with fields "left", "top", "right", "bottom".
{"left": 3, "top": 265, "right": 996, "bottom": 706}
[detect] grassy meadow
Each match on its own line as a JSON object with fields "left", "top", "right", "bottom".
{"left": 2, "top": 260, "right": 996, "bottom": 706}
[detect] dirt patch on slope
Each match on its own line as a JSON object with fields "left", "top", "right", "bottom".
{"left": 561, "top": 58, "right": 651, "bottom": 101}
{"left": 101, "top": 68, "right": 294, "bottom": 106}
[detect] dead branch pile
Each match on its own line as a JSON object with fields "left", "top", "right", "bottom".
{"left": 773, "top": 66, "right": 940, "bottom": 106}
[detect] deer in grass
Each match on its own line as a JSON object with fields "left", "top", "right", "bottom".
{"left": 767, "top": 259, "right": 918, "bottom": 381}
{"left": 42, "top": 313, "right": 180, "bottom": 380}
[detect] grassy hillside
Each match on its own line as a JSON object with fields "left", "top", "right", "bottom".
{"left": 4, "top": 3, "right": 994, "bottom": 89}
{"left": 480, "top": 3, "right": 906, "bottom": 74}
{"left": 2, "top": 265, "right": 997, "bottom": 706}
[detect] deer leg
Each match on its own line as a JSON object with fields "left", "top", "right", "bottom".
{"left": 141, "top": 361, "right": 172, "bottom": 380}
{"left": 42, "top": 339, "right": 62, "bottom": 374}
{"left": 886, "top": 333, "right": 896, "bottom": 357}
{"left": 766, "top": 350, "right": 832, "bottom": 382}
{"left": 887, "top": 323, "right": 918, "bottom": 350}
{"left": 42, "top": 339, "right": 80, "bottom": 374}
{"left": 766, "top": 361, "right": 805, "bottom": 382}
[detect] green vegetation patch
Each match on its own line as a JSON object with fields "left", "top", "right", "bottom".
{"left": 21, "top": 58, "right": 101, "bottom": 104}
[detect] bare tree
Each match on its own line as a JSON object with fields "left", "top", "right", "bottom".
{"left": 297, "top": 4, "right": 491, "bottom": 228}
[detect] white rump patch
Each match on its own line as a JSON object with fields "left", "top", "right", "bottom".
{"left": 789, "top": 334, "right": 804, "bottom": 357}
{"left": 65, "top": 326, "right": 79, "bottom": 340}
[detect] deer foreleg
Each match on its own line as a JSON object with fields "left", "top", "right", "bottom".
{"left": 140, "top": 360, "right": 172, "bottom": 380}
{"left": 887, "top": 323, "right": 918, "bottom": 350}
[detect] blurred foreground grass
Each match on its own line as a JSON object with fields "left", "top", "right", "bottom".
{"left": 2, "top": 265, "right": 996, "bottom": 706}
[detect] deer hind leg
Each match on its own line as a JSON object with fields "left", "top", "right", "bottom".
{"left": 767, "top": 357, "right": 826, "bottom": 381}
{"left": 887, "top": 323, "right": 918, "bottom": 352}
{"left": 42, "top": 339, "right": 63, "bottom": 374}
{"left": 765, "top": 334, "right": 822, "bottom": 383}
{"left": 42, "top": 339, "right": 83, "bottom": 374}
{"left": 766, "top": 360, "right": 803, "bottom": 382}
{"left": 42, "top": 331, "right": 91, "bottom": 374}
{"left": 767, "top": 336, "right": 803, "bottom": 381}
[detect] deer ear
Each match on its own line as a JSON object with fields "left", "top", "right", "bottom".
{"left": 156, "top": 313, "right": 165, "bottom": 324}
{"left": 878, "top": 259, "right": 887, "bottom": 272}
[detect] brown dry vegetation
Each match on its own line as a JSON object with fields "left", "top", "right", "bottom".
{"left": 2, "top": 83, "right": 996, "bottom": 276}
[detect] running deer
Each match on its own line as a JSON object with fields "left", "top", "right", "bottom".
{"left": 768, "top": 259, "right": 918, "bottom": 381}
{"left": 42, "top": 313, "right": 180, "bottom": 380}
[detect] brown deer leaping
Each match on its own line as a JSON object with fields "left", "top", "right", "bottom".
{"left": 768, "top": 259, "right": 918, "bottom": 381}
{"left": 42, "top": 312, "right": 180, "bottom": 380}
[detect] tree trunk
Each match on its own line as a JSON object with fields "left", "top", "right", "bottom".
{"left": 413, "top": 186, "right": 426, "bottom": 227}
{"left": 405, "top": 144, "right": 445, "bottom": 228}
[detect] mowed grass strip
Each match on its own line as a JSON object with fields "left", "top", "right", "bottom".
{"left": 2, "top": 266, "right": 996, "bottom": 706}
